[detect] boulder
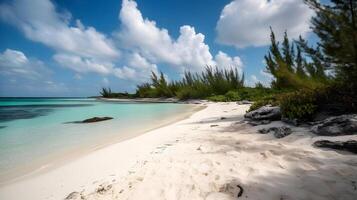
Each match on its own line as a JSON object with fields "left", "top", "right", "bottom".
{"left": 258, "top": 126, "right": 292, "bottom": 138}
{"left": 313, "top": 140, "right": 357, "bottom": 154}
{"left": 281, "top": 117, "right": 299, "bottom": 126}
{"left": 244, "top": 105, "right": 281, "bottom": 121}
{"left": 237, "top": 100, "right": 252, "bottom": 105}
{"left": 82, "top": 117, "right": 113, "bottom": 123}
{"left": 247, "top": 120, "right": 271, "bottom": 126}
{"left": 311, "top": 114, "right": 357, "bottom": 136}
{"left": 65, "top": 117, "right": 113, "bottom": 124}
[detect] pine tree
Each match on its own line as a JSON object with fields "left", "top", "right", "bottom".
{"left": 304, "top": 0, "right": 357, "bottom": 89}
{"left": 295, "top": 46, "right": 306, "bottom": 78}
{"left": 282, "top": 31, "right": 294, "bottom": 72}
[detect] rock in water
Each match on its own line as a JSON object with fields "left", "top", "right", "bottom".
{"left": 258, "top": 126, "right": 292, "bottom": 138}
{"left": 313, "top": 140, "right": 357, "bottom": 154}
{"left": 65, "top": 117, "right": 113, "bottom": 124}
{"left": 311, "top": 114, "right": 357, "bottom": 136}
{"left": 244, "top": 105, "right": 281, "bottom": 121}
{"left": 82, "top": 117, "right": 113, "bottom": 123}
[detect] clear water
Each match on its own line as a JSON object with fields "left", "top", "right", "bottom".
{"left": 0, "top": 98, "right": 195, "bottom": 181}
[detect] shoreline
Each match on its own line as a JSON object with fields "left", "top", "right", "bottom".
{"left": 0, "top": 104, "right": 205, "bottom": 185}
{"left": 1, "top": 102, "right": 356, "bottom": 200}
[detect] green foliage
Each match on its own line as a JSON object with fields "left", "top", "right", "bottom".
{"left": 100, "top": 87, "right": 112, "bottom": 98}
{"left": 207, "top": 88, "right": 283, "bottom": 103}
{"left": 304, "top": 0, "right": 357, "bottom": 91}
{"left": 136, "top": 83, "right": 156, "bottom": 98}
{"left": 207, "top": 95, "right": 228, "bottom": 102}
{"left": 248, "top": 95, "right": 279, "bottom": 112}
{"left": 100, "top": 87, "right": 135, "bottom": 98}
{"left": 279, "top": 89, "right": 318, "bottom": 120}
{"left": 136, "top": 66, "right": 244, "bottom": 99}
{"left": 265, "top": 30, "right": 330, "bottom": 90}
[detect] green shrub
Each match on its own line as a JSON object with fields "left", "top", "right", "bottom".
{"left": 207, "top": 95, "right": 227, "bottom": 102}
{"left": 135, "top": 66, "right": 244, "bottom": 99}
{"left": 224, "top": 90, "right": 242, "bottom": 101}
{"left": 279, "top": 89, "right": 317, "bottom": 120}
{"left": 248, "top": 95, "right": 279, "bottom": 112}
{"left": 176, "top": 85, "right": 212, "bottom": 100}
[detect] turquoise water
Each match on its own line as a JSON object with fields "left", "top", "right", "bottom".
{"left": 0, "top": 98, "right": 195, "bottom": 181}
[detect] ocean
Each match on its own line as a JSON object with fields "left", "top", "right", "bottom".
{"left": 0, "top": 98, "right": 196, "bottom": 182}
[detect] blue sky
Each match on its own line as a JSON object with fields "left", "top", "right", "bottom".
{"left": 0, "top": 0, "right": 315, "bottom": 97}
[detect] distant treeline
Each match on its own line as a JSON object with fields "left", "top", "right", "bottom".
{"left": 101, "top": 0, "right": 357, "bottom": 121}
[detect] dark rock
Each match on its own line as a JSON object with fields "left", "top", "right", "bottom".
{"left": 96, "top": 184, "right": 112, "bottom": 194}
{"left": 258, "top": 128, "right": 270, "bottom": 134}
{"left": 65, "top": 192, "right": 80, "bottom": 200}
{"left": 220, "top": 117, "right": 227, "bottom": 120}
{"left": 244, "top": 105, "right": 281, "bottom": 121}
{"left": 237, "top": 100, "right": 252, "bottom": 105}
{"left": 281, "top": 117, "right": 299, "bottom": 126}
{"left": 313, "top": 140, "right": 357, "bottom": 154}
{"left": 248, "top": 120, "right": 271, "bottom": 126}
{"left": 65, "top": 117, "right": 113, "bottom": 124}
{"left": 311, "top": 114, "right": 357, "bottom": 136}
{"left": 258, "top": 126, "right": 292, "bottom": 138}
{"left": 210, "top": 124, "right": 219, "bottom": 127}
{"left": 82, "top": 117, "right": 113, "bottom": 123}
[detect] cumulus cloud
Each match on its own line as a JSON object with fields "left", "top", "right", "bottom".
{"left": 116, "top": 0, "right": 241, "bottom": 72}
{"left": 0, "top": 0, "right": 244, "bottom": 87}
{"left": 0, "top": 49, "right": 50, "bottom": 79}
{"left": 53, "top": 54, "right": 114, "bottom": 74}
{"left": 0, "top": 0, "right": 120, "bottom": 74}
{"left": 114, "top": 53, "right": 158, "bottom": 82}
{"left": 0, "top": 49, "right": 69, "bottom": 96}
{"left": 214, "top": 51, "right": 243, "bottom": 73}
{"left": 216, "top": 0, "right": 314, "bottom": 48}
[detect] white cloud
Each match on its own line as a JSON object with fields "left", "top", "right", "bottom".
{"left": 251, "top": 75, "right": 259, "bottom": 83}
{"left": 0, "top": 0, "right": 120, "bottom": 73}
{"left": 116, "top": 0, "right": 241, "bottom": 73}
{"left": 214, "top": 51, "right": 243, "bottom": 73}
{"left": 0, "top": 0, "right": 245, "bottom": 88}
{"left": 53, "top": 54, "right": 114, "bottom": 74}
{"left": 259, "top": 69, "right": 274, "bottom": 86}
{"left": 0, "top": 49, "right": 50, "bottom": 79}
{"left": 114, "top": 53, "right": 158, "bottom": 81}
{"left": 0, "top": 49, "right": 69, "bottom": 96}
{"left": 216, "top": 0, "right": 314, "bottom": 48}
{"left": 113, "top": 66, "right": 136, "bottom": 80}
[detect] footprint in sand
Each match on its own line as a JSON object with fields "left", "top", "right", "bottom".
{"left": 215, "top": 175, "right": 220, "bottom": 180}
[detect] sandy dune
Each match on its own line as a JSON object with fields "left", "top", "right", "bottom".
{"left": 1, "top": 103, "right": 357, "bottom": 200}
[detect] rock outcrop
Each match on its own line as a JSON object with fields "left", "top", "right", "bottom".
{"left": 258, "top": 126, "right": 292, "bottom": 138}
{"left": 311, "top": 114, "right": 357, "bottom": 136}
{"left": 82, "top": 117, "right": 113, "bottom": 123}
{"left": 65, "top": 117, "right": 113, "bottom": 124}
{"left": 237, "top": 100, "right": 252, "bottom": 105}
{"left": 247, "top": 120, "right": 271, "bottom": 126}
{"left": 313, "top": 140, "right": 357, "bottom": 154}
{"left": 244, "top": 105, "right": 281, "bottom": 121}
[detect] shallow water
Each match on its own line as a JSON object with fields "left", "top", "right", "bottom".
{"left": 0, "top": 98, "right": 195, "bottom": 181}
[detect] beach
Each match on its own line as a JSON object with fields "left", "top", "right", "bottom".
{"left": 0, "top": 102, "right": 357, "bottom": 200}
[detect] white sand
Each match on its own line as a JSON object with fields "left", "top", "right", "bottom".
{"left": 1, "top": 102, "right": 357, "bottom": 200}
